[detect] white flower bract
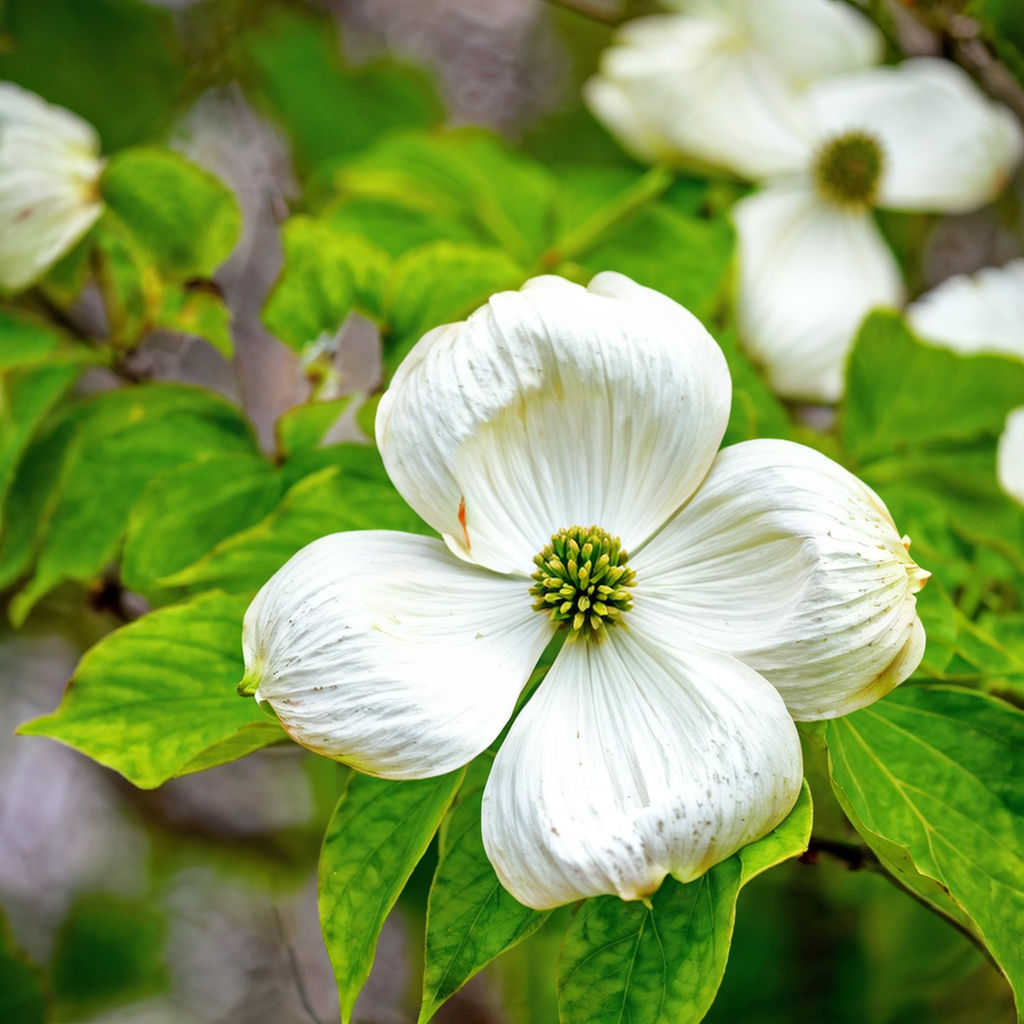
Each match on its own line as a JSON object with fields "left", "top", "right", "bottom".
{"left": 732, "top": 58, "right": 1024, "bottom": 402}
{"left": 241, "top": 273, "right": 929, "bottom": 910}
{"left": 584, "top": 0, "right": 882, "bottom": 179}
{"left": 0, "top": 83, "right": 105, "bottom": 291}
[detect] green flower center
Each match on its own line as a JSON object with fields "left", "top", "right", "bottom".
{"left": 529, "top": 526, "right": 636, "bottom": 642}
{"left": 813, "top": 131, "right": 885, "bottom": 209}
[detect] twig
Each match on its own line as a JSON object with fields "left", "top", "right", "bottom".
{"left": 274, "top": 905, "right": 325, "bottom": 1024}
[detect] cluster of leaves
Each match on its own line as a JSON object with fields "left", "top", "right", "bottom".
{"left": 2, "top": 1, "right": 1023, "bottom": 1022}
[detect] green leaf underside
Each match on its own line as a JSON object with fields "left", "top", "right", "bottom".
{"left": 843, "top": 312, "right": 1024, "bottom": 464}
{"left": 159, "top": 447, "right": 430, "bottom": 595}
{"left": 557, "top": 782, "right": 812, "bottom": 1024}
{"left": 420, "top": 758, "right": 551, "bottom": 1022}
{"left": 319, "top": 771, "right": 464, "bottom": 1024}
{"left": 5, "top": 384, "right": 257, "bottom": 625}
{"left": 19, "top": 591, "right": 281, "bottom": 788}
{"left": 826, "top": 686, "right": 1024, "bottom": 1014}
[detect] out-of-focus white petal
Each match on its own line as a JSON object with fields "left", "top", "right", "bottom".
{"left": 585, "top": 15, "right": 813, "bottom": 180}
{"left": 806, "top": 58, "right": 1024, "bottom": 213}
{"left": 906, "top": 260, "right": 1024, "bottom": 359}
{"left": 376, "top": 273, "right": 731, "bottom": 575}
{"left": 733, "top": 182, "right": 903, "bottom": 402}
{"left": 742, "top": 0, "right": 884, "bottom": 79}
{"left": 997, "top": 407, "right": 1024, "bottom": 506}
{"left": 0, "top": 84, "right": 104, "bottom": 290}
{"left": 241, "top": 531, "right": 551, "bottom": 780}
{"left": 481, "top": 627, "right": 802, "bottom": 909}
{"left": 634, "top": 439, "right": 929, "bottom": 720}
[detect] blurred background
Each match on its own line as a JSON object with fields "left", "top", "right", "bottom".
{"left": 1, "top": 0, "right": 1021, "bottom": 1021}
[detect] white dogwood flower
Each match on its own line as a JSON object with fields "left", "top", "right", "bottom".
{"left": 0, "top": 84, "right": 105, "bottom": 291}
{"left": 240, "top": 274, "right": 929, "bottom": 910}
{"left": 906, "top": 260, "right": 1024, "bottom": 505}
{"left": 585, "top": 0, "right": 883, "bottom": 180}
{"left": 733, "top": 59, "right": 1023, "bottom": 402}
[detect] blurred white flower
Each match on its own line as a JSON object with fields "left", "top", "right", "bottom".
{"left": 0, "top": 83, "right": 105, "bottom": 291}
{"left": 906, "top": 258, "right": 1024, "bottom": 359}
{"left": 733, "top": 59, "right": 1023, "bottom": 402}
{"left": 998, "top": 407, "right": 1024, "bottom": 506}
{"left": 906, "top": 259, "right": 1024, "bottom": 505}
{"left": 584, "top": 0, "right": 883, "bottom": 180}
{"left": 239, "top": 273, "right": 928, "bottom": 910}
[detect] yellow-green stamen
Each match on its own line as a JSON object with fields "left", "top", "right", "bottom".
{"left": 813, "top": 131, "right": 884, "bottom": 209}
{"left": 529, "top": 526, "right": 636, "bottom": 642}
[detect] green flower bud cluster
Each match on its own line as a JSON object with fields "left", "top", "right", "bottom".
{"left": 529, "top": 526, "right": 636, "bottom": 641}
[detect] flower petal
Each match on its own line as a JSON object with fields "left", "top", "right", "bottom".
{"left": 585, "top": 14, "right": 813, "bottom": 180}
{"left": 481, "top": 627, "right": 802, "bottom": 909}
{"left": 633, "top": 439, "right": 929, "bottom": 720}
{"left": 906, "top": 259, "right": 1024, "bottom": 359}
{"left": 733, "top": 182, "right": 903, "bottom": 402}
{"left": 806, "top": 58, "right": 1024, "bottom": 213}
{"left": 998, "top": 407, "right": 1024, "bottom": 506}
{"left": 242, "top": 531, "right": 551, "bottom": 779}
{"left": 0, "top": 84, "right": 104, "bottom": 291}
{"left": 377, "top": 273, "right": 731, "bottom": 574}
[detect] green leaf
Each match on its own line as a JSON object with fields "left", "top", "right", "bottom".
{"left": 557, "top": 783, "right": 812, "bottom": 1024}
{"left": 0, "top": 908, "right": 47, "bottom": 1024}
{"left": 261, "top": 217, "right": 390, "bottom": 350}
{"left": 969, "top": 0, "right": 1024, "bottom": 87}
{"left": 324, "top": 197, "right": 478, "bottom": 258}
{"left": 0, "top": 360, "right": 84, "bottom": 518}
{"left": 576, "top": 202, "right": 734, "bottom": 322}
{"left": 842, "top": 312, "right": 1024, "bottom": 464}
{"left": 121, "top": 453, "right": 281, "bottom": 597}
{"left": 9, "top": 384, "right": 257, "bottom": 625}
{"left": 337, "top": 129, "right": 556, "bottom": 264}
{"left": 275, "top": 398, "right": 354, "bottom": 457}
{"left": 320, "top": 771, "right": 464, "bottom": 1024}
{"left": 0, "top": 0, "right": 182, "bottom": 150}
{"left": 19, "top": 591, "right": 283, "bottom": 788}
{"left": 420, "top": 759, "right": 550, "bottom": 1022}
{"left": 51, "top": 891, "right": 167, "bottom": 1016}
{"left": 241, "top": 8, "right": 442, "bottom": 177}
{"left": 158, "top": 447, "right": 430, "bottom": 595}
{"left": 826, "top": 685, "right": 1024, "bottom": 1013}
{"left": 0, "top": 309, "right": 62, "bottom": 369}
{"left": 385, "top": 242, "right": 525, "bottom": 371}
{"left": 101, "top": 147, "right": 242, "bottom": 281}
{"left": 156, "top": 284, "right": 234, "bottom": 358}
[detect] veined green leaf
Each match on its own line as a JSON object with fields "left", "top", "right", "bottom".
{"left": 0, "top": 309, "right": 63, "bottom": 369}
{"left": 557, "top": 783, "right": 812, "bottom": 1024}
{"left": 324, "top": 197, "right": 477, "bottom": 258}
{"left": 8, "top": 383, "right": 257, "bottom": 626}
{"left": 121, "top": 453, "right": 281, "bottom": 598}
{"left": 263, "top": 217, "right": 391, "bottom": 350}
{"left": 101, "top": 147, "right": 241, "bottom": 281}
{"left": 826, "top": 685, "right": 1024, "bottom": 1014}
{"left": 19, "top": 591, "right": 283, "bottom": 788}
{"left": 842, "top": 312, "right": 1024, "bottom": 464}
{"left": 419, "top": 758, "right": 550, "bottom": 1022}
{"left": 156, "top": 284, "right": 234, "bottom": 358}
{"left": 320, "top": 771, "right": 464, "bottom": 1024}
{"left": 159, "top": 447, "right": 429, "bottom": 595}
{"left": 336, "top": 129, "right": 556, "bottom": 265}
